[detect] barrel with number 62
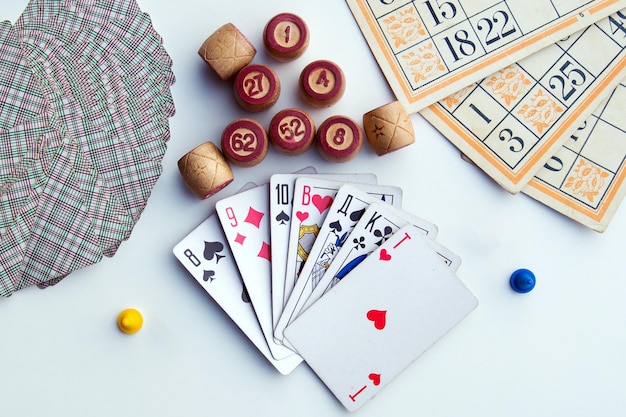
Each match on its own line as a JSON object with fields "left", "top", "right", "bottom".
{"left": 221, "top": 118, "right": 269, "bottom": 167}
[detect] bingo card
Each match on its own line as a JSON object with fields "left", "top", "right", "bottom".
{"left": 346, "top": 0, "right": 626, "bottom": 111}
{"left": 523, "top": 80, "right": 626, "bottom": 232}
{"left": 420, "top": 13, "right": 626, "bottom": 193}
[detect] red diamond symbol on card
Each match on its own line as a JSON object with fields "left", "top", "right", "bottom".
{"left": 258, "top": 241, "right": 271, "bottom": 261}
{"left": 234, "top": 233, "right": 246, "bottom": 245}
{"left": 244, "top": 207, "right": 264, "bottom": 228}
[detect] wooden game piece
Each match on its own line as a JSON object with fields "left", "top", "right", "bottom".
{"left": 234, "top": 64, "right": 281, "bottom": 112}
{"left": 299, "top": 60, "right": 345, "bottom": 108}
{"left": 198, "top": 23, "right": 256, "bottom": 80}
{"left": 362, "top": 101, "right": 415, "bottom": 156}
{"left": 269, "top": 108, "right": 315, "bottom": 155}
{"left": 178, "top": 141, "right": 234, "bottom": 199}
{"left": 221, "top": 118, "right": 269, "bottom": 167}
{"left": 316, "top": 115, "right": 363, "bottom": 162}
{"left": 263, "top": 13, "right": 310, "bottom": 62}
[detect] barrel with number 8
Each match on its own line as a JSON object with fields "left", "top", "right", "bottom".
{"left": 221, "top": 118, "right": 269, "bottom": 167}
{"left": 269, "top": 108, "right": 316, "bottom": 155}
{"left": 316, "top": 115, "right": 363, "bottom": 162}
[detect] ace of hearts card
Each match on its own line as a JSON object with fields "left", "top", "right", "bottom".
{"left": 284, "top": 224, "right": 478, "bottom": 411}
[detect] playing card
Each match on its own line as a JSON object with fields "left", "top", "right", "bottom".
{"left": 216, "top": 183, "right": 298, "bottom": 360}
{"left": 173, "top": 213, "right": 302, "bottom": 375}
{"left": 270, "top": 171, "right": 377, "bottom": 332}
{"left": 17, "top": 140, "right": 105, "bottom": 291}
{"left": 0, "top": 0, "right": 175, "bottom": 294}
{"left": 275, "top": 183, "right": 403, "bottom": 344}
{"left": 284, "top": 224, "right": 478, "bottom": 411}
{"left": 283, "top": 177, "right": 394, "bottom": 305}
{"left": 299, "top": 200, "right": 441, "bottom": 316}
{"left": 0, "top": 21, "right": 47, "bottom": 131}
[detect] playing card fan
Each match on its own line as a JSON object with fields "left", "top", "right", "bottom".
{"left": 0, "top": 0, "right": 175, "bottom": 296}
{"left": 174, "top": 171, "right": 478, "bottom": 411}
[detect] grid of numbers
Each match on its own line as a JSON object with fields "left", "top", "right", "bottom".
{"left": 528, "top": 81, "right": 626, "bottom": 223}
{"left": 368, "top": 0, "right": 599, "bottom": 90}
{"left": 423, "top": 11, "right": 626, "bottom": 191}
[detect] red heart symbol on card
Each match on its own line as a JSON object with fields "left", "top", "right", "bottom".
{"left": 312, "top": 194, "right": 333, "bottom": 214}
{"left": 366, "top": 309, "right": 387, "bottom": 330}
{"left": 379, "top": 249, "right": 391, "bottom": 261}
{"left": 296, "top": 211, "right": 309, "bottom": 222}
{"left": 368, "top": 373, "right": 381, "bottom": 386}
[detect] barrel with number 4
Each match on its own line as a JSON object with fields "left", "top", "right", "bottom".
{"left": 299, "top": 60, "right": 345, "bottom": 108}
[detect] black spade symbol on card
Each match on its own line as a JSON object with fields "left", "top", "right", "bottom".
{"left": 350, "top": 208, "right": 365, "bottom": 222}
{"left": 203, "top": 270, "right": 216, "bottom": 282}
{"left": 275, "top": 210, "right": 290, "bottom": 225}
{"left": 329, "top": 220, "right": 342, "bottom": 233}
{"left": 204, "top": 241, "right": 225, "bottom": 262}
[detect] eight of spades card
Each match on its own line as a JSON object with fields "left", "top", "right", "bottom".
{"left": 269, "top": 172, "right": 377, "bottom": 334}
{"left": 215, "top": 184, "right": 299, "bottom": 360}
{"left": 172, "top": 214, "right": 302, "bottom": 375}
{"left": 275, "top": 183, "right": 403, "bottom": 345}
{"left": 284, "top": 224, "right": 478, "bottom": 412}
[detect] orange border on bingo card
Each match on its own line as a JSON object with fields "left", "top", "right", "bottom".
{"left": 428, "top": 56, "right": 626, "bottom": 186}
{"left": 355, "top": 0, "right": 622, "bottom": 105}
{"left": 527, "top": 158, "right": 626, "bottom": 222}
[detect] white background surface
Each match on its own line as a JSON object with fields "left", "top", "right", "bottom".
{"left": 1, "top": 1, "right": 626, "bottom": 416}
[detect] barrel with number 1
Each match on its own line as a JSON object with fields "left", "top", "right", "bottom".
{"left": 264, "top": 13, "right": 310, "bottom": 61}
{"left": 221, "top": 118, "right": 269, "bottom": 167}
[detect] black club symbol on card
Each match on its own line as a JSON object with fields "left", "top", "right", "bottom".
{"left": 353, "top": 235, "right": 366, "bottom": 249}
{"left": 374, "top": 226, "right": 393, "bottom": 246}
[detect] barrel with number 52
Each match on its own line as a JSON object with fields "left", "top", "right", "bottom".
{"left": 269, "top": 108, "right": 316, "bottom": 155}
